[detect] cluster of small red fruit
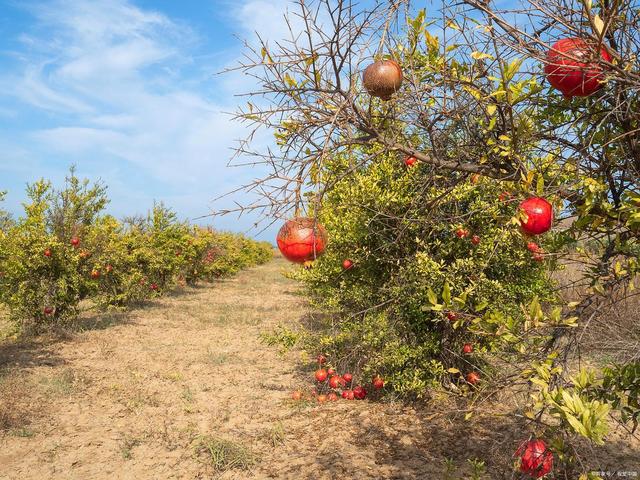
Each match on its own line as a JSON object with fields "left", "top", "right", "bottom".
{"left": 290, "top": 355, "right": 384, "bottom": 404}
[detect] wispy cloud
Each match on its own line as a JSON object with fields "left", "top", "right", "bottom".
{"left": 0, "top": 0, "right": 302, "bottom": 236}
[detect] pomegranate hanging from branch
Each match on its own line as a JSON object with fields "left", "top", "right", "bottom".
{"left": 276, "top": 217, "right": 328, "bottom": 263}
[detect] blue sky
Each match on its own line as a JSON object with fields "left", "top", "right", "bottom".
{"left": 0, "top": 0, "right": 298, "bottom": 240}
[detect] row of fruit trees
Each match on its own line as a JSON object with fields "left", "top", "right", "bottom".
{"left": 0, "top": 169, "right": 273, "bottom": 335}
{"left": 228, "top": 0, "right": 640, "bottom": 477}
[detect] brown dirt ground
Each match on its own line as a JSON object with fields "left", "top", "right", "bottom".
{"left": 1, "top": 258, "right": 639, "bottom": 479}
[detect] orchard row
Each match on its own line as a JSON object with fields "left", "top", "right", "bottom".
{"left": 0, "top": 173, "right": 273, "bottom": 333}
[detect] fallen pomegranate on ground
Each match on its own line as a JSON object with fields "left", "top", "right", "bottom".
{"left": 315, "top": 369, "right": 328, "bottom": 382}
{"left": 341, "top": 389, "right": 355, "bottom": 400}
{"left": 353, "top": 386, "right": 367, "bottom": 399}
{"left": 327, "top": 392, "right": 338, "bottom": 402}
{"left": 372, "top": 376, "right": 384, "bottom": 390}
{"left": 291, "top": 390, "right": 303, "bottom": 401}
{"left": 317, "top": 394, "right": 327, "bottom": 404}
{"left": 466, "top": 372, "right": 480, "bottom": 385}
{"left": 515, "top": 439, "right": 553, "bottom": 478}
{"left": 362, "top": 59, "right": 403, "bottom": 100}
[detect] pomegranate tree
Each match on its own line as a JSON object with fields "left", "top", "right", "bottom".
{"left": 544, "top": 38, "right": 611, "bottom": 97}
{"left": 276, "top": 217, "right": 328, "bottom": 264}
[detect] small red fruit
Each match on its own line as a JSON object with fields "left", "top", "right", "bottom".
{"left": 150, "top": 283, "right": 158, "bottom": 291}
{"left": 372, "top": 376, "right": 384, "bottom": 390}
{"left": 404, "top": 156, "right": 417, "bottom": 167}
{"left": 317, "top": 354, "right": 327, "bottom": 364}
{"left": 291, "top": 390, "right": 303, "bottom": 401}
{"left": 315, "top": 369, "right": 328, "bottom": 382}
{"left": 544, "top": 37, "right": 611, "bottom": 98}
{"left": 90, "top": 269, "right": 100, "bottom": 279}
{"left": 471, "top": 235, "right": 480, "bottom": 246}
{"left": 532, "top": 253, "right": 544, "bottom": 262}
{"left": 43, "top": 306, "right": 54, "bottom": 315}
{"left": 353, "top": 385, "right": 367, "bottom": 400}
{"left": 342, "top": 259, "right": 354, "bottom": 270}
{"left": 44, "top": 248, "right": 52, "bottom": 257}
{"left": 520, "top": 197, "right": 553, "bottom": 236}
{"left": 462, "top": 343, "right": 473, "bottom": 354}
{"left": 362, "top": 59, "right": 403, "bottom": 100}
{"left": 498, "top": 191, "right": 512, "bottom": 202}
{"left": 527, "top": 242, "right": 540, "bottom": 253}
{"left": 317, "top": 394, "right": 327, "bottom": 404}
{"left": 105, "top": 264, "right": 113, "bottom": 273}
{"left": 329, "top": 375, "right": 343, "bottom": 389}
{"left": 327, "top": 368, "right": 336, "bottom": 376}
{"left": 341, "top": 389, "right": 355, "bottom": 400}
{"left": 516, "top": 439, "right": 553, "bottom": 478}
{"left": 342, "top": 373, "right": 353, "bottom": 384}
{"left": 327, "top": 392, "right": 338, "bottom": 402}
{"left": 70, "top": 236, "right": 80, "bottom": 247}
{"left": 456, "top": 228, "right": 469, "bottom": 239}
{"left": 466, "top": 372, "right": 480, "bottom": 385}
{"left": 446, "top": 311, "right": 458, "bottom": 321}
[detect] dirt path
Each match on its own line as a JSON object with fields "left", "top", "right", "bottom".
{"left": 1, "top": 258, "right": 638, "bottom": 479}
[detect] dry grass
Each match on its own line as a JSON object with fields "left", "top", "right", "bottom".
{"left": 193, "top": 435, "right": 256, "bottom": 473}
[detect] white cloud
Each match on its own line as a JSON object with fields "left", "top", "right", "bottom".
{"left": 0, "top": 0, "right": 299, "bottom": 238}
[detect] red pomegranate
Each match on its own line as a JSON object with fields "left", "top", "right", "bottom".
{"left": 362, "top": 59, "right": 403, "bottom": 100}
{"left": 404, "top": 156, "right": 417, "bottom": 167}
{"left": 276, "top": 217, "right": 328, "bottom": 264}
{"left": 353, "top": 385, "right": 367, "bottom": 399}
{"left": 70, "top": 236, "right": 80, "bottom": 247}
{"left": 315, "top": 369, "right": 328, "bottom": 382}
{"left": 372, "top": 376, "right": 384, "bottom": 389}
{"left": 544, "top": 38, "right": 611, "bottom": 97}
{"left": 527, "top": 242, "right": 540, "bottom": 253}
{"left": 342, "top": 259, "right": 354, "bottom": 270}
{"left": 466, "top": 372, "right": 480, "bottom": 385}
{"left": 329, "top": 375, "right": 344, "bottom": 389}
{"left": 520, "top": 197, "right": 553, "bottom": 236}
{"left": 462, "top": 343, "right": 473, "bottom": 354}
{"left": 44, "top": 248, "right": 52, "bottom": 257}
{"left": 516, "top": 439, "right": 553, "bottom": 478}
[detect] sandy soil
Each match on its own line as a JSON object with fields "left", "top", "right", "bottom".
{"left": 1, "top": 258, "right": 638, "bottom": 479}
